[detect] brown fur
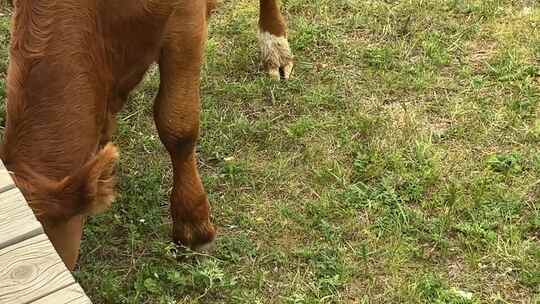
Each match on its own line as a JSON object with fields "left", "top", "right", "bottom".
{"left": 1, "top": 0, "right": 292, "bottom": 269}
{"left": 13, "top": 143, "right": 119, "bottom": 220}
{"left": 259, "top": 0, "right": 287, "bottom": 37}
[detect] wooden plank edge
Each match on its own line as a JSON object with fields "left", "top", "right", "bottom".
{"left": 29, "top": 282, "right": 92, "bottom": 304}
{"left": 0, "top": 161, "right": 15, "bottom": 193}
{"left": 0, "top": 183, "right": 16, "bottom": 194}
{"left": 0, "top": 225, "right": 44, "bottom": 251}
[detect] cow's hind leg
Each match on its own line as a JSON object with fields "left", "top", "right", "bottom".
{"left": 259, "top": 0, "right": 294, "bottom": 80}
{"left": 154, "top": 3, "right": 215, "bottom": 249}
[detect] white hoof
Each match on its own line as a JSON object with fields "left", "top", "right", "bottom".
{"left": 268, "top": 67, "right": 281, "bottom": 80}
{"left": 258, "top": 30, "right": 294, "bottom": 80}
{"left": 282, "top": 61, "right": 293, "bottom": 80}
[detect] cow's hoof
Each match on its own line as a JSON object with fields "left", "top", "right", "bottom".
{"left": 258, "top": 31, "right": 294, "bottom": 80}
{"left": 267, "top": 61, "right": 294, "bottom": 80}
{"left": 173, "top": 220, "right": 216, "bottom": 250}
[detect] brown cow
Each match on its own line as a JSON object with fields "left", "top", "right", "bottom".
{"left": 1, "top": 0, "right": 293, "bottom": 270}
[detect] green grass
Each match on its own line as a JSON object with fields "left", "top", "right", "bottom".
{"left": 1, "top": 1, "right": 540, "bottom": 303}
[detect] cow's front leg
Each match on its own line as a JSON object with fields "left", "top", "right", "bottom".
{"left": 259, "top": 0, "right": 294, "bottom": 80}
{"left": 154, "top": 3, "right": 215, "bottom": 249}
{"left": 99, "top": 112, "right": 116, "bottom": 147}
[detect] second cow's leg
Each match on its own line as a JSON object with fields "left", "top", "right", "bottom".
{"left": 259, "top": 0, "right": 294, "bottom": 79}
{"left": 153, "top": 3, "right": 216, "bottom": 248}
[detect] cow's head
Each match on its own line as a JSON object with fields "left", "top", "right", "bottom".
{"left": 11, "top": 143, "right": 119, "bottom": 269}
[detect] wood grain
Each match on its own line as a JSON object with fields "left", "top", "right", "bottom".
{"left": 0, "top": 161, "right": 15, "bottom": 193}
{"left": 31, "top": 283, "right": 92, "bottom": 304}
{"left": 0, "top": 234, "right": 75, "bottom": 304}
{"left": 0, "top": 160, "right": 92, "bottom": 303}
{"left": 0, "top": 188, "right": 44, "bottom": 250}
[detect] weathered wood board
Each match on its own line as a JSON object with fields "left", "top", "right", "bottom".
{"left": 0, "top": 161, "right": 15, "bottom": 193}
{"left": 0, "top": 234, "right": 76, "bottom": 303}
{"left": 0, "top": 161, "right": 92, "bottom": 304}
{"left": 0, "top": 188, "right": 44, "bottom": 249}
{"left": 31, "top": 284, "right": 92, "bottom": 304}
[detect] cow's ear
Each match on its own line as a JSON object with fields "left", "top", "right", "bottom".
{"left": 21, "top": 143, "right": 119, "bottom": 220}
{"left": 80, "top": 143, "right": 119, "bottom": 215}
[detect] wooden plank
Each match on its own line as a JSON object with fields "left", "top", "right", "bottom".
{"left": 0, "top": 188, "right": 44, "bottom": 250}
{"left": 0, "top": 161, "right": 15, "bottom": 193}
{"left": 0, "top": 234, "right": 75, "bottom": 304}
{"left": 31, "top": 284, "right": 92, "bottom": 304}
{"left": 0, "top": 160, "right": 92, "bottom": 303}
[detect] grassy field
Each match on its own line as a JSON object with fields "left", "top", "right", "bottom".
{"left": 1, "top": 1, "right": 540, "bottom": 303}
